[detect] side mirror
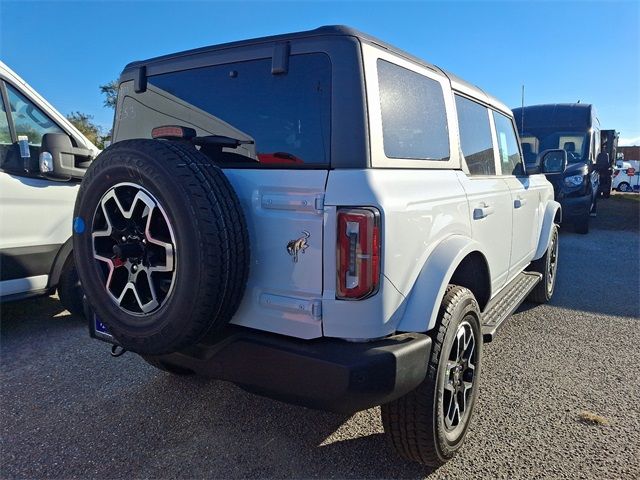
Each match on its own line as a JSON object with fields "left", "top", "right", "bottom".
{"left": 39, "top": 133, "right": 93, "bottom": 180}
{"left": 538, "top": 149, "right": 567, "bottom": 174}
{"left": 596, "top": 152, "right": 610, "bottom": 172}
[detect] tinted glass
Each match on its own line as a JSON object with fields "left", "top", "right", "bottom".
{"left": 6, "top": 83, "right": 63, "bottom": 146}
{"left": 455, "top": 95, "right": 495, "bottom": 175}
{"left": 149, "top": 54, "right": 331, "bottom": 166}
{"left": 492, "top": 111, "right": 524, "bottom": 176}
{"left": 377, "top": 59, "right": 449, "bottom": 161}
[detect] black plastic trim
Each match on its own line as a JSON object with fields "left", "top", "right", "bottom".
{"left": 0, "top": 243, "right": 61, "bottom": 281}
{"left": 93, "top": 322, "right": 431, "bottom": 413}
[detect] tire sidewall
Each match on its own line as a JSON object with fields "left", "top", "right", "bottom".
{"left": 432, "top": 292, "right": 482, "bottom": 460}
{"left": 74, "top": 143, "right": 223, "bottom": 353}
{"left": 544, "top": 225, "right": 559, "bottom": 299}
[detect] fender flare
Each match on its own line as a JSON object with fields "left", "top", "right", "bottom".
{"left": 532, "top": 200, "right": 562, "bottom": 261}
{"left": 396, "top": 235, "right": 488, "bottom": 333}
{"left": 47, "top": 237, "right": 73, "bottom": 289}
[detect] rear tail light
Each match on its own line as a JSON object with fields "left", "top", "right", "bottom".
{"left": 613, "top": 170, "right": 620, "bottom": 177}
{"left": 336, "top": 207, "right": 380, "bottom": 300}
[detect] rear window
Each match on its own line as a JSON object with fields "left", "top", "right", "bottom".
{"left": 148, "top": 53, "right": 331, "bottom": 167}
{"left": 377, "top": 59, "right": 449, "bottom": 161}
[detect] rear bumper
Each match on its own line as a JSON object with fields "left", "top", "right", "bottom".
{"left": 150, "top": 328, "right": 431, "bottom": 413}
{"left": 91, "top": 310, "right": 432, "bottom": 413}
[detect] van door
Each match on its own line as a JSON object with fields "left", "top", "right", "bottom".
{"left": 455, "top": 95, "right": 512, "bottom": 293}
{"left": 0, "top": 81, "right": 77, "bottom": 297}
{"left": 116, "top": 52, "right": 334, "bottom": 338}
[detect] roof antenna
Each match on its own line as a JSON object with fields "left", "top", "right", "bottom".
{"left": 520, "top": 84, "right": 525, "bottom": 136}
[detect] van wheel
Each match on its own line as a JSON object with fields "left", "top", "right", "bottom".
{"left": 73, "top": 139, "right": 250, "bottom": 355}
{"left": 381, "top": 286, "right": 482, "bottom": 467}
{"left": 575, "top": 215, "right": 589, "bottom": 234}
{"left": 57, "top": 256, "right": 84, "bottom": 317}
{"left": 527, "top": 224, "right": 559, "bottom": 303}
{"left": 618, "top": 182, "right": 630, "bottom": 192}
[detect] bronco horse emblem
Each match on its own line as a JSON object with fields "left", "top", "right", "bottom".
{"left": 287, "top": 231, "right": 310, "bottom": 263}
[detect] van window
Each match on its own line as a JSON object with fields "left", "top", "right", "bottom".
{"left": 492, "top": 111, "right": 524, "bottom": 176}
{"left": 148, "top": 53, "right": 331, "bottom": 167}
{"left": 6, "top": 83, "right": 63, "bottom": 146}
{"left": 455, "top": 95, "right": 495, "bottom": 175}
{"left": 377, "top": 59, "right": 449, "bottom": 161}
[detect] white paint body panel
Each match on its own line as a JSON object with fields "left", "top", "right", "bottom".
{"left": 0, "top": 174, "right": 79, "bottom": 250}
{"left": 223, "top": 169, "right": 328, "bottom": 339}
{"left": 321, "top": 169, "right": 471, "bottom": 339}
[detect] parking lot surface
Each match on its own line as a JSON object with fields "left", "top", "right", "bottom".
{"left": 2, "top": 195, "right": 639, "bottom": 479}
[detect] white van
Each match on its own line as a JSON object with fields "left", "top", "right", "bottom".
{"left": 0, "top": 61, "right": 99, "bottom": 313}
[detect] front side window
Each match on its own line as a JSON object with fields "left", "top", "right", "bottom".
{"left": 492, "top": 111, "right": 524, "bottom": 176}
{"left": 377, "top": 59, "right": 449, "bottom": 161}
{"left": 148, "top": 53, "right": 331, "bottom": 167}
{"left": 6, "top": 83, "right": 63, "bottom": 146}
{"left": 455, "top": 95, "right": 495, "bottom": 175}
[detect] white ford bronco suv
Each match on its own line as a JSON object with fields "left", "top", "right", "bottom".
{"left": 75, "top": 26, "right": 564, "bottom": 466}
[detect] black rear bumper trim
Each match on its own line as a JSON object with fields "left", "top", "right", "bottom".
{"left": 142, "top": 327, "right": 431, "bottom": 413}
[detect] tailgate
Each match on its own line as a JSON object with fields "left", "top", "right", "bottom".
{"left": 223, "top": 169, "right": 328, "bottom": 338}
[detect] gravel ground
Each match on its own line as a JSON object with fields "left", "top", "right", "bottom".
{"left": 1, "top": 195, "right": 639, "bottom": 479}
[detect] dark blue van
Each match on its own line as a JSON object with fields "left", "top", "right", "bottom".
{"left": 513, "top": 104, "right": 609, "bottom": 234}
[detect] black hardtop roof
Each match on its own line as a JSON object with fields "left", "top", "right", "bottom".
{"left": 123, "top": 25, "right": 443, "bottom": 73}
{"left": 513, "top": 103, "right": 596, "bottom": 131}
{"left": 121, "top": 25, "right": 510, "bottom": 115}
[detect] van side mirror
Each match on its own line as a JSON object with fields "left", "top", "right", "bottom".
{"left": 538, "top": 149, "right": 567, "bottom": 174}
{"left": 39, "top": 133, "right": 93, "bottom": 180}
{"left": 596, "top": 152, "right": 610, "bottom": 172}
{"left": 525, "top": 159, "right": 540, "bottom": 175}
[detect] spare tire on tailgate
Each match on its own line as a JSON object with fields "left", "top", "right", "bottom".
{"left": 73, "top": 139, "right": 250, "bottom": 355}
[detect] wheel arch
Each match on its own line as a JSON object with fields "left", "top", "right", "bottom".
{"left": 532, "top": 200, "right": 562, "bottom": 261}
{"left": 396, "top": 235, "right": 491, "bottom": 334}
{"left": 47, "top": 237, "right": 73, "bottom": 290}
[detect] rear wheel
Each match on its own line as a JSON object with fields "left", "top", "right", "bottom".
{"left": 618, "top": 182, "right": 631, "bottom": 192}
{"left": 527, "top": 224, "right": 559, "bottom": 303}
{"left": 73, "top": 139, "right": 250, "bottom": 355}
{"left": 382, "top": 286, "right": 482, "bottom": 467}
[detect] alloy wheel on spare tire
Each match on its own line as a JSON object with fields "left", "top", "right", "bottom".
{"left": 73, "top": 139, "right": 250, "bottom": 355}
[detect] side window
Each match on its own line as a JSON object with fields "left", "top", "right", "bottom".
{"left": 492, "top": 111, "right": 524, "bottom": 176}
{"left": 377, "top": 59, "right": 449, "bottom": 161}
{"left": 6, "top": 83, "right": 63, "bottom": 146}
{"left": 455, "top": 95, "right": 495, "bottom": 175}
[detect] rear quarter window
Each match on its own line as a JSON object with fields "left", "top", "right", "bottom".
{"left": 377, "top": 59, "right": 449, "bottom": 161}
{"left": 148, "top": 53, "right": 331, "bottom": 168}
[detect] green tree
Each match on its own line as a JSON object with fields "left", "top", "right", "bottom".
{"left": 66, "top": 111, "right": 108, "bottom": 149}
{"left": 99, "top": 80, "right": 118, "bottom": 109}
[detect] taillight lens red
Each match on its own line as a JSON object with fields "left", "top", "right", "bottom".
{"left": 613, "top": 170, "right": 620, "bottom": 177}
{"left": 336, "top": 207, "right": 380, "bottom": 300}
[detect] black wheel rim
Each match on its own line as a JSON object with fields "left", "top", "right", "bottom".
{"left": 443, "top": 318, "right": 478, "bottom": 437}
{"left": 91, "top": 182, "right": 177, "bottom": 315}
{"left": 547, "top": 230, "right": 559, "bottom": 295}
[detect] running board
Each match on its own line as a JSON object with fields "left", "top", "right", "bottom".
{"left": 481, "top": 271, "right": 542, "bottom": 343}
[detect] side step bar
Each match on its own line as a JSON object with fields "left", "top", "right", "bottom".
{"left": 481, "top": 271, "right": 542, "bottom": 342}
